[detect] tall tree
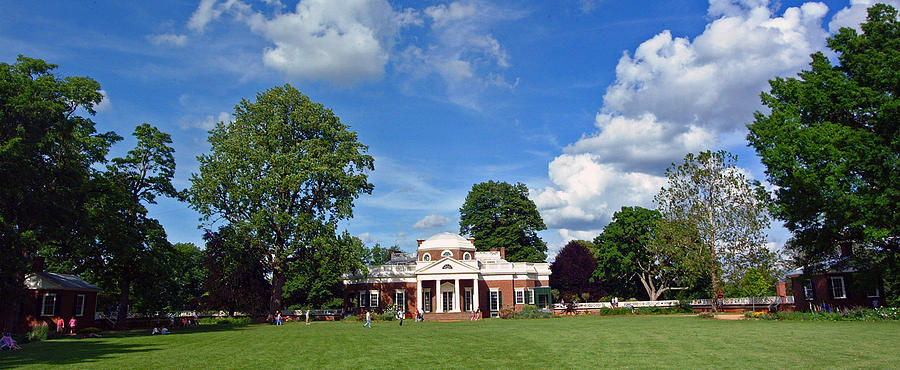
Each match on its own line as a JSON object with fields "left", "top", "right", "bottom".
{"left": 655, "top": 150, "right": 772, "bottom": 310}
{"left": 593, "top": 206, "right": 701, "bottom": 301}
{"left": 459, "top": 181, "right": 548, "bottom": 262}
{"left": 0, "top": 56, "right": 118, "bottom": 332}
{"left": 189, "top": 84, "right": 374, "bottom": 314}
{"left": 284, "top": 231, "right": 368, "bottom": 309}
{"left": 550, "top": 240, "right": 601, "bottom": 302}
{"left": 747, "top": 4, "right": 900, "bottom": 304}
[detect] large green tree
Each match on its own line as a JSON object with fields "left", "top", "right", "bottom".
{"left": 593, "top": 206, "right": 700, "bottom": 301}
{"left": 655, "top": 150, "right": 773, "bottom": 309}
{"left": 189, "top": 84, "right": 374, "bottom": 314}
{"left": 200, "top": 227, "right": 271, "bottom": 316}
{"left": 0, "top": 56, "right": 117, "bottom": 331}
{"left": 459, "top": 181, "right": 548, "bottom": 262}
{"left": 747, "top": 4, "right": 900, "bottom": 305}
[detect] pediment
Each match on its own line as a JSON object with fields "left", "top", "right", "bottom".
{"left": 416, "top": 257, "right": 479, "bottom": 274}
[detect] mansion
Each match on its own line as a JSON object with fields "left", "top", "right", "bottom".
{"left": 343, "top": 233, "right": 552, "bottom": 319}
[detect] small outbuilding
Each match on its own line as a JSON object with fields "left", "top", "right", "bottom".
{"left": 22, "top": 259, "right": 100, "bottom": 331}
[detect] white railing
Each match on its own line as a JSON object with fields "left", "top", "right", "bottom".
{"left": 552, "top": 296, "right": 794, "bottom": 311}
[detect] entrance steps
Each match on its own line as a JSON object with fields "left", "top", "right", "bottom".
{"left": 424, "top": 312, "right": 472, "bottom": 322}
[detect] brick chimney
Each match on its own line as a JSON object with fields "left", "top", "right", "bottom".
{"left": 500, "top": 247, "right": 506, "bottom": 260}
{"left": 839, "top": 242, "right": 853, "bottom": 258}
{"left": 467, "top": 237, "right": 475, "bottom": 244}
{"left": 32, "top": 256, "right": 46, "bottom": 273}
{"left": 776, "top": 281, "right": 787, "bottom": 297}
{"left": 417, "top": 239, "right": 425, "bottom": 247}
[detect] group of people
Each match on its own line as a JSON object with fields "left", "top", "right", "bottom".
{"left": 55, "top": 317, "right": 77, "bottom": 335}
{"left": 150, "top": 327, "right": 170, "bottom": 335}
{"left": 272, "top": 310, "right": 313, "bottom": 325}
{"left": 1, "top": 332, "right": 22, "bottom": 351}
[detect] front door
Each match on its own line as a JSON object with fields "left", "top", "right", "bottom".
{"left": 442, "top": 291, "right": 453, "bottom": 312}
{"left": 423, "top": 291, "right": 432, "bottom": 312}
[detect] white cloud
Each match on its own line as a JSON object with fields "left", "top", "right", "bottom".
{"left": 828, "top": 0, "right": 900, "bottom": 32}
{"left": 187, "top": 111, "right": 231, "bottom": 130}
{"left": 148, "top": 33, "right": 188, "bottom": 47}
{"left": 358, "top": 232, "right": 375, "bottom": 244}
{"left": 95, "top": 90, "right": 111, "bottom": 112}
{"left": 536, "top": 0, "right": 831, "bottom": 240}
{"left": 412, "top": 214, "right": 453, "bottom": 229}
{"left": 188, "top": 0, "right": 231, "bottom": 33}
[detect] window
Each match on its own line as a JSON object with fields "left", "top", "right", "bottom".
{"left": 394, "top": 290, "right": 407, "bottom": 312}
{"left": 526, "top": 289, "right": 534, "bottom": 305}
{"left": 830, "top": 276, "right": 846, "bottom": 299}
{"left": 369, "top": 290, "right": 379, "bottom": 308}
{"left": 442, "top": 291, "right": 454, "bottom": 311}
{"left": 515, "top": 289, "right": 525, "bottom": 305}
{"left": 464, "top": 288, "right": 473, "bottom": 311}
{"left": 803, "top": 281, "right": 815, "bottom": 300}
{"left": 358, "top": 290, "right": 368, "bottom": 308}
{"left": 423, "top": 290, "right": 433, "bottom": 312}
{"left": 489, "top": 290, "right": 500, "bottom": 312}
{"left": 41, "top": 293, "right": 57, "bottom": 316}
{"left": 74, "top": 294, "right": 86, "bottom": 317}
{"left": 867, "top": 286, "right": 880, "bottom": 298}
{"left": 423, "top": 253, "right": 431, "bottom": 261}
{"left": 441, "top": 250, "right": 452, "bottom": 258}
{"left": 442, "top": 264, "right": 453, "bottom": 269}
{"left": 463, "top": 252, "right": 471, "bottom": 260}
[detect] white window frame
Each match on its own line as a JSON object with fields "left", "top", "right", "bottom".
{"left": 441, "top": 250, "right": 453, "bottom": 258}
{"left": 423, "top": 289, "right": 433, "bottom": 313}
{"left": 526, "top": 289, "right": 534, "bottom": 304}
{"left": 515, "top": 289, "right": 525, "bottom": 305}
{"left": 867, "top": 286, "right": 880, "bottom": 298}
{"left": 464, "top": 288, "right": 473, "bottom": 312}
{"left": 41, "top": 293, "right": 57, "bottom": 316}
{"left": 75, "top": 294, "right": 86, "bottom": 317}
{"left": 359, "top": 290, "right": 367, "bottom": 308}
{"left": 803, "top": 281, "right": 815, "bottom": 300}
{"left": 830, "top": 276, "right": 846, "bottom": 299}
{"left": 463, "top": 252, "right": 471, "bottom": 260}
{"left": 394, "top": 290, "right": 406, "bottom": 312}
{"left": 369, "top": 290, "right": 379, "bottom": 308}
{"left": 423, "top": 253, "right": 431, "bottom": 261}
{"left": 489, "top": 289, "right": 500, "bottom": 312}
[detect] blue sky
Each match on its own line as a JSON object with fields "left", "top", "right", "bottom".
{"left": 2, "top": 0, "right": 893, "bottom": 259}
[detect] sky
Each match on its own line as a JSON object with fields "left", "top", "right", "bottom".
{"left": 2, "top": 0, "right": 895, "bottom": 260}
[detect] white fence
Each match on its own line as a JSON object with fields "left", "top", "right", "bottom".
{"left": 552, "top": 296, "right": 794, "bottom": 311}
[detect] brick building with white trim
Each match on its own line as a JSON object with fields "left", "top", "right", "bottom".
{"left": 343, "top": 233, "right": 552, "bottom": 320}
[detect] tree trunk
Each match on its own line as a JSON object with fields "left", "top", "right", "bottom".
{"left": 269, "top": 264, "right": 285, "bottom": 315}
{"left": 0, "top": 284, "right": 24, "bottom": 334}
{"left": 116, "top": 276, "right": 130, "bottom": 329}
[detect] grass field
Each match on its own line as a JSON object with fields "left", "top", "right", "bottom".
{"left": 2, "top": 315, "right": 899, "bottom": 369}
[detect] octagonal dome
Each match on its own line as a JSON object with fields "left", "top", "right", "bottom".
{"left": 418, "top": 232, "right": 476, "bottom": 251}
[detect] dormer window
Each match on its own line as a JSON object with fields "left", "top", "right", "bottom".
{"left": 423, "top": 254, "right": 431, "bottom": 261}
{"left": 441, "top": 250, "right": 452, "bottom": 258}
{"left": 463, "top": 252, "right": 471, "bottom": 260}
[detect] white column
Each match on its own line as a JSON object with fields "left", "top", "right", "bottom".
{"left": 473, "top": 278, "right": 480, "bottom": 312}
{"left": 454, "top": 278, "right": 461, "bottom": 312}
{"left": 417, "top": 279, "right": 423, "bottom": 313}
{"left": 436, "top": 280, "right": 443, "bottom": 313}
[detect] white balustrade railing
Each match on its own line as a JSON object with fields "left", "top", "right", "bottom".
{"left": 551, "top": 296, "right": 794, "bottom": 311}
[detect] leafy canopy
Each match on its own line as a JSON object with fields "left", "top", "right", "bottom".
{"left": 459, "top": 181, "right": 547, "bottom": 262}
{"left": 550, "top": 240, "right": 601, "bottom": 302}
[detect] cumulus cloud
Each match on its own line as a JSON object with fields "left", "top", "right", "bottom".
{"left": 94, "top": 90, "right": 111, "bottom": 112}
{"left": 828, "top": 0, "right": 900, "bottom": 32}
{"left": 412, "top": 214, "right": 454, "bottom": 229}
{"left": 188, "top": 0, "right": 419, "bottom": 85}
{"left": 187, "top": 111, "right": 232, "bottom": 130}
{"left": 148, "top": 33, "right": 188, "bottom": 46}
{"left": 358, "top": 232, "right": 375, "bottom": 244}
{"left": 533, "top": 0, "right": 832, "bottom": 243}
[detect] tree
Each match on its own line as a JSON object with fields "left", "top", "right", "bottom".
{"left": 655, "top": 150, "right": 772, "bottom": 310}
{"left": 747, "top": 4, "right": 900, "bottom": 303}
{"left": 200, "top": 227, "right": 271, "bottom": 316}
{"left": 361, "top": 243, "right": 394, "bottom": 266}
{"left": 550, "top": 240, "right": 601, "bottom": 302}
{"left": 189, "top": 84, "right": 374, "bottom": 314}
{"left": 284, "top": 231, "right": 368, "bottom": 309}
{"left": 0, "top": 56, "right": 118, "bottom": 332}
{"left": 593, "top": 206, "right": 700, "bottom": 301}
{"left": 459, "top": 181, "right": 548, "bottom": 262}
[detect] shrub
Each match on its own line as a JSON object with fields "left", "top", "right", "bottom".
{"left": 501, "top": 305, "right": 555, "bottom": 319}
{"left": 697, "top": 312, "right": 715, "bottom": 319}
{"left": 27, "top": 322, "right": 49, "bottom": 342}
{"left": 199, "top": 316, "right": 252, "bottom": 326}
{"left": 79, "top": 327, "right": 102, "bottom": 335}
{"left": 770, "top": 307, "right": 900, "bottom": 321}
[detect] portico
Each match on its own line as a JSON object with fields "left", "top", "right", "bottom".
{"left": 416, "top": 274, "right": 480, "bottom": 313}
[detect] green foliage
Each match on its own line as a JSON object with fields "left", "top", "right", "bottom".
{"left": 765, "top": 307, "right": 900, "bottom": 321}
{"left": 501, "top": 305, "right": 555, "bottom": 319}
{"left": 459, "top": 181, "right": 547, "bottom": 262}
{"left": 200, "top": 227, "right": 271, "bottom": 316}
{"left": 655, "top": 150, "right": 773, "bottom": 300}
{"left": 283, "top": 231, "right": 368, "bottom": 309}
{"left": 0, "top": 55, "right": 119, "bottom": 331}
{"left": 189, "top": 84, "right": 373, "bottom": 314}
{"left": 747, "top": 4, "right": 900, "bottom": 304}
{"left": 26, "top": 323, "right": 48, "bottom": 343}
{"left": 550, "top": 240, "right": 601, "bottom": 301}
{"left": 197, "top": 317, "right": 253, "bottom": 326}
{"left": 361, "top": 243, "right": 394, "bottom": 266}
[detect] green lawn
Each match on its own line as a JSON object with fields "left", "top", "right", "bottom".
{"left": 2, "top": 315, "right": 899, "bottom": 369}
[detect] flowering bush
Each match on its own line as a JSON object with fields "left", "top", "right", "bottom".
{"left": 764, "top": 307, "right": 900, "bottom": 321}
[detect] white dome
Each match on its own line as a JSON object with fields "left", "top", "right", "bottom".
{"left": 418, "top": 232, "right": 475, "bottom": 251}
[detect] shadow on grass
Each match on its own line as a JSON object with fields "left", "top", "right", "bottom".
{"left": 0, "top": 324, "right": 256, "bottom": 367}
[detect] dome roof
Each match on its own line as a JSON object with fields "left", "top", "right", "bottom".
{"left": 418, "top": 232, "right": 475, "bottom": 251}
